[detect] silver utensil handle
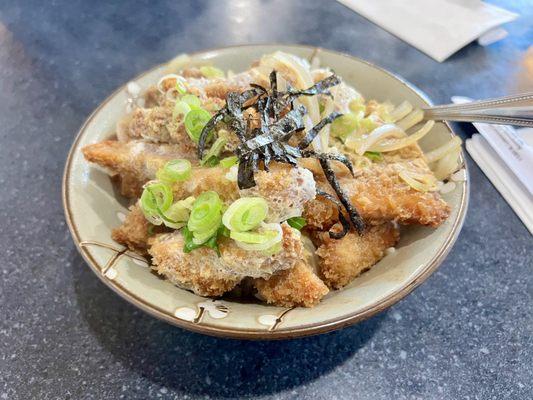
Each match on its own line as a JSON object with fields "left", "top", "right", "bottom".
{"left": 423, "top": 93, "right": 533, "bottom": 127}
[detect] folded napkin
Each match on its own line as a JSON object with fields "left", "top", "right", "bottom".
{"left": 452, "top": 96, "right": 533, "bottom": 234}
{"left": 337, "top": 0, "right": 518, "bottom": 62}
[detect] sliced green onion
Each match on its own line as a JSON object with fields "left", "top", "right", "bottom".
{"left": 181, "top": 94, "right": 202, "bottom": 110}
{"left": 172, "top": 101, "right": 191, "bottom": 119}
{"left": 331, "top": 113, "right": 359, "bottom": 141}
{"left": 199, "top": 66, "right": 225, "bottom": 79}
{"left": 156, "top": 159, "right": 192, "bottom": 183}
{"left": 230, "top": 230, "right": 277, "bottom": 244}
{"left": 140, "top": 182, "right": 173, "bottom": 220}
{"left": 203, "top": 157, "right": 220, "bottom": 167}
{"left": 363, "top": 151, "right": 383, "bottom": 162}
{"left": 187, "top": 191, "right": 223, "bottom": 233}
{"left": 348, "top": 99, "right": 366, "bottom": 117}
{"left": 185, "top": 108, "right": 212, "bottom": 142}
{"left": 201, "top": 137, "right": 227, "bottom": 166}
{"left": 261, "top": 241, "right": 283, "bottom": 256}
{"left": 359, "top": 117, "right": 377, "bottom": 133}
{"left": 220, "top": 155, "right": 238, "bottom": 168}
{"left": 222, "top": 197, "right": 268, "bottom": 232}
{"left": 286, "top": 216, "right": 306, "bottom": 230}
{"left": 160, "top": 197, "right": 195, "bottom": 229}
{"left": 192, "top": 223, "right": 220, "bottom": 245}
{"left": 233, "top": 223, "right": 283, "bottom": 252}
{"left": 183, "top": 226, "right": 203, "bottom": 253}
{"left": 182, "top": 225, "right": 223, "bottom": 256}
{"left": 175, "top": 79, "right": 187, "bottom": 94}
{"left": 318, "top": 101, "right": 325, "bottom": 115}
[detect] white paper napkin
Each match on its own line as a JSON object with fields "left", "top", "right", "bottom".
{"left": 453, "top": 95, "right": 533, "bottom": 234}
{"left": 336, "top": 0, "right": 518, "bottom": 62}
{"left": 466, "top": 134, "right": 533, "bottom": 235}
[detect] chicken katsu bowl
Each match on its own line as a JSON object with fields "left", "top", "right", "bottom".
{"left": 63, "top": 45, "right": 468, "bottom": 339}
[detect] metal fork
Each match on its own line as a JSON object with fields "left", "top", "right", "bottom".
{"left": 423, "top": 92, "right": 533, "bottom": 127}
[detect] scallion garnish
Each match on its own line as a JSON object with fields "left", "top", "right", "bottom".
{"left": 220, "top": 155, "right": 239, "bottom": 168}
{"left": 232, "top": 222, "right": 283, "bottom": 253}
{"left": 175, "top": 79, "right": 187, "bottom": 95}
{"left": 200, "top": 137, "right": 227, "bottom": 166}
{"left": 184, "top": 191, "right": 224, "bottom": 249}
{"left": 156, "top": 159, "right": 192, "bottom": 183}
{"left": 185, "top": 108, "right": 212, "bottom": 143}
{"left": 286, "top": 216, "right": 306, "bottom": 230}
{"left": 199, "top": 66, "right": 225, "bottom": 79}
{"left": 173, "top": 100, "right": 191, "bottom": 119}
{"left": 159, "top": 196, "right": 195, "bottom": 229}
{"left": 230, "top": 230, "right": 278, "bottom": 244}
{"left": 222, "top": 197, "right": 268, "bottom": 232}
{"left": 363, "top": 151, "right": 383, "bottom": 162}
{"left": 330, "top": 113, "right": 359, "bottom": 141}
{"left": 140, "top": 182, "right": 173, "bottom": 223}
{"left": 181, "top": 94, "right": 202, "bottom": 109}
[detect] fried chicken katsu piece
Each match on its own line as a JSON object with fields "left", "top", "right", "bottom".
{"left": 148, "top": 223, "right": 304, "bottom": 297}
{"left": 82, "top": 140, "right": 195, "bottom": 197}
{"left": 254, "top": 261, "right": 329, "bottom": 307}
{"left": 304, "top": 157, "right": 450, "bottom": 229}
{"left": 241, "top": 163, "right": 316, "bottom": 222}
{"left": 148, "top": 232, "right": 241, "bottom": 296}
{"left": 315, "top": 223, "right": 400, "bottom": 289}
{"left": 173, "top": 162, "right": 315, "bottom": 222}
{"left": 219, "top": 223, "right": 304, "bottom": 278}
{"left": 111, "top": 204, "right": 151, "bottom": 254}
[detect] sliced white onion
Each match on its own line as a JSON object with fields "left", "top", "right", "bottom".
{"left": 261, "top": 52, "right": 321, "bottom": 124}
{"left": 425, "top": 136, "right": 462, "bottom": 163}
{"left": 389, "top": 101, "right": 413, "bottom": 122}
{"left": 397, "top": 109, "right": 424, "bottom": 130}
{"left": 370, "top": 120, "right": 434, "bottom": 152}
{"left": 399, "top": 170, "right": 438, "bottom": 192}
{"left": 432, "top": 148, "right": 462, "bottom": 180}
{"left": 347, "top": 124, "right": 405, "bottom": 155}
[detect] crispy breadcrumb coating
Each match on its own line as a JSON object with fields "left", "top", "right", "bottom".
{"left": 148, "top": 232, "right": 241, "bottom": 296}
{"left": 148, "top": 223, "right": 305, "bottom": 296}
{"left": 304, "top": 158, "right": 450, "bottom": 228}
{"left": 111, "top": 204, "right": 151, "bottom": 254}
{"left": 242, "top": 163, "right": 316, "bottom": 222}
{"left": 315, "top": 223, "right": 399, "bottom": 289}
{"left": 82, "top": 140, "right": 194, "bottom": 197}
{"left": 254, "top": 261, "right": 329, "bottom": 307}
{"left": 219, "top": 223, "right": 304, "bottom": 278}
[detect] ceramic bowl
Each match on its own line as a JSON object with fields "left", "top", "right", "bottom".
{"left": 63, "top": 44, "right": 469, "bottom": 339}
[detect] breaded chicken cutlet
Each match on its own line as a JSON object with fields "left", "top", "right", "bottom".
{"left": 82, "top": 52, "right": 459, "bottom": 307}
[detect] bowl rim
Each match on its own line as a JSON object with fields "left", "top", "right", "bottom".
{"left": 62, "top": 43, "right": 469, "bottom": 340}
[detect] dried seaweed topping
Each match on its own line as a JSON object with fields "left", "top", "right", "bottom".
{"left": 319, "top": 158, "right": 365, "bottom": 233}
{"left": 197, "top": 70, "right": 365, "bottom": 236}
{"left": 298, "top": 112, "right": 342, "bottom": 150}
{"left": 316, "top": 190, "right": 351, "bottom": 239}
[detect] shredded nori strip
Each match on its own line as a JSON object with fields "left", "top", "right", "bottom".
{"left": 197, "top": 70, "right": 365, "bottom": 237}
{"left": 316, "top": 190, "right": 351, "bottom": 239}
{"left": 298, "top": 112, "right": 342, "bottom": 150}
{"left": 319, "top": 158, "right": 365, "bottom": 233}
{"left": 286, "top": 73, "right": 340, "bottom": 99}
{"left": 301, "top": 150, "right": 354, "bottom": 176}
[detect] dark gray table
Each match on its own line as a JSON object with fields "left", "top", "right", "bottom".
{"left": 1, "top": 1, "right": 532, "bottom": 399}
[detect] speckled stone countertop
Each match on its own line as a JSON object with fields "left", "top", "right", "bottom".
{"left": 1, "top": 1, "right": 532, "bottom": 399}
